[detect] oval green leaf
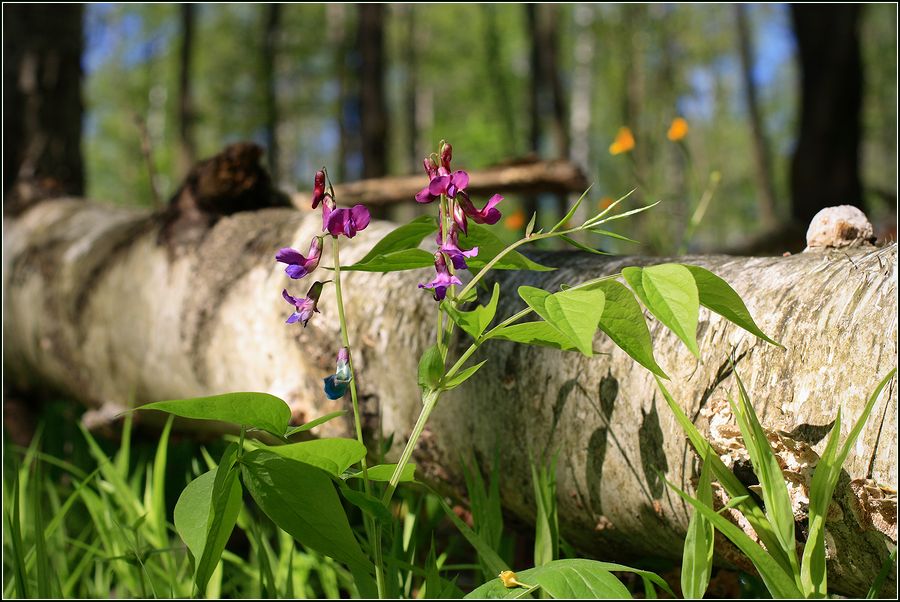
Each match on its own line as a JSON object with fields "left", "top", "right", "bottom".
{"left": 262, "top": 438, "right": 367, "bottom": 476}
{"left": 138, "top": 392, "right": 291, "bottom": 438}
{"left": 465, "top": 559, "right": 633, "bottom": 599}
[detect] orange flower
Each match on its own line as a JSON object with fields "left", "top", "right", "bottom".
{"left": 609, "top": 127, "right": 635, "bottom": 155}
{"left": 667, "top": 117, "right": 689, "bottom": 142}
{"left": 504, "top": 208, "right": 526, "bottom": 230}
{"left": 599, "top": 196, "right": 614, "bottom": 210}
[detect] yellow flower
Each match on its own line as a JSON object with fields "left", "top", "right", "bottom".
{"left": 667, "top": 117, "right": 689, "bottom": 142}
{"left": 499, "top": 570, "right": 526, "bottom": 589}
{"left": 503, "top": 208, "right": 526, "bottom": 231}
{"left": 609, "top": 127, "right": 635, "bottom": 155}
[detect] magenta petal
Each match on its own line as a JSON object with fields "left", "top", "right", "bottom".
{"left": 484, "top": 194, "right": 503, "bottom": 211}
{"left": 282, "top": 289, "right": 299, "bottom": 306}
{"left": 480, "top": 208, "right": 502, "bottom": 225}
{"left": 428, "top": 175, "right": 450, "bottom": 196}
{"left": 415, "top": 187, "right": 435, "bottom": 203}
{"left": 450, "top": 171, "right": 469, "bottom": 191}
{"left": 325, "top": 208, "right": 347, "bottom": 236}
{"left": 350, "top": 204, "right": 371, "bottom": 231}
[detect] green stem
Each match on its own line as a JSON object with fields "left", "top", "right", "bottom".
{"left": 331, "top": 237, "right": 385, "bottom": 598}
{"left": 381, "top": 389, "right": 441, "bottom": 505}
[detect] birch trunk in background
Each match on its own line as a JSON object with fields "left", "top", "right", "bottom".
{"left": 3, "top": 201, "right": 896, "bottom": 596}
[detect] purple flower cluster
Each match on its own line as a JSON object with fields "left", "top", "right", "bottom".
{"left": 417, "top": 141, "right": 504, "bottom": 301}
{"left": 277, "top": 170, "right": 372, "bottom": 325}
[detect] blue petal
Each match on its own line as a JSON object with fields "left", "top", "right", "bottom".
{"left": 323, "top": 375, "right": 349, "bottom": 400}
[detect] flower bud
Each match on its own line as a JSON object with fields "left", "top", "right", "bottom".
{"left": 312, "top": 170, "right": 326, "bottom": 209}
{"left": 440, "top": 141, "right": 452, "bottom": 170}
{"left": 335, "top": 347, "right": 352, "bottom": 382}
{"left": 423, "top": 157, "right": 438, "bottom": 179}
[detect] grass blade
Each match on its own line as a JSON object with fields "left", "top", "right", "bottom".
{"left": 681, "top": 455, "right": 714, "bottom": 599}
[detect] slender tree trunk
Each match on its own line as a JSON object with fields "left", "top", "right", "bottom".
{"left": 480, "top": 5, "right": 517, "bottom": 157}
{"left": 178, "top": 4, "right": 197, "bottom": 176}
{"left": 790, "top": 4, "right": 864, "bottom": 224}
{"left": 261, "top": 4, "right": 281, "bottom": 183}
{"left": 327, "top": 4, "right": 352, "bottom": 181}
{"left": 522, "top": 4, "right": 542, "bottom": 228}
{"left": 3, "top": 3, "right": 85, "bottom": 213}
{"left": 356, "top": 4, "right": 388, "bottom": 180}
{"left": 569, "top": 5, "right": 597, "bottom": 233}
{"left": 735, "top": 4, "right": 778, "bottom": 229}
{"left": 623, "top": 4, "right": 648, "bottom": 184}
{"left": 401, "top": 5, "right": 419, "bottom": 173}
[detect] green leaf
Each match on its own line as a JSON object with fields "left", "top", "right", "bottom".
{"left": 590, "top": 280, "right": 667, "bottom": 377}
{"left": 138, "top": 392, "right": 291, "bottom": 439}
{"left": 624, "top": 265, "right": 700, "bottom": 358}
{"left": 437, "top": 495, "right": 509, "bottom": 578}
{"left": 730, "top": 372, "right": 799, "bottom": 577}
{"left": 559, "top": 234, "right": 611, "bottom": 256}
{"left": 681, "top": 455, "right": 714, "bottom": 599}
{"left": 339, "top": 487, "right": 392, "bottom": 523}
{"left": 240, "top": 450, "right": 372, "bottom": 571}
{"left": 490, "top": 321, "right": 578, "bottom": 351}
{"left": 551, "top": 185, "right": 592, "bottom": 233}
{"left": 465, "top": 559, "right": 632, "bottom": 599}
{"left": 418, "top": 345, "right": 444, "bottom": 391}
{"left": 194, "top": 444, "right": 243, "bottom": 595}
{"left": 525, "top": 212, "right": 537, "bottom": 238}
{"left": 531, "top": 456, "right": 559, "bottom": 567}
{"left": 654, "top": 376, "right": 793, "bottom": 574}
{"left": 665, "top": 475, "right": 802, "bottom": 598}
{"left": 444, "top": 282, "right": 501, "bottom": 340}
{"left": 356, "top": 215, "right": 437, "bottom": 263}
{"left": 342, "top": 248, "right": 435, "bottom": 273}
{"left": 461, "top": 224, "right": 553, "bottom": 272}
{"left": 442, "top": 361, "right": 487, "bottom": 390}
{"left": 683, "top": 265, "right": 780, "bottom": 346}
{"left": 866, "top": 548, "right": 897, "bottom": 599}
{"left": 519, "top": 285, "right": 605, "bottom": 356}
{"left": 346, "top": 463, "right": 417, "bottom": 482}
{"left": 587, "top": 228, "right": 641, "bottom": 245}
{"left": 284, "top": 410, "right": 347, "bottom": 437}
{"left": 802, "top": 368, "right": 896, "bottom": 597}
{"left": 262, "top": 438, "right": 367, "bottom": 476}
{"left": 175, "top": 467, "right": 242, "bottom": 597}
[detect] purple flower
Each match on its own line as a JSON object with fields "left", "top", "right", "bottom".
{"left": 283, "top": 281, "right": 324, "bottom": 326}
{"left": 451, "top": 200, "right": 469, "bottom": 235}
{"left": 437, "top": 222, "right": 478, "bottom": 270}
{"left": 323, "top": 347, "right": 352, "bottom": 399}
{"left": 457, "top": 192, "right": 503, "bottom": 225}
{"left": 276, "top": 236, "right": 323, "bottom": 279}
{"left": 419, "top": 252, "right": 462, "bottom": 301}
{"left": 416, "top": 169, "right": 469, "bottom": 204}
{"left": 312, "top": 170, "right": 327, "bottom": 209}
{"left": 324, "top": 204, "right": 371, "bottom": 238}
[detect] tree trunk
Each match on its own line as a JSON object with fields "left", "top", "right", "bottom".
{"left": 3, "top": 195, "right": 895, "bottom": 597}
{"left": 3, "top": 4, "right": 85, "bottom": 212}
{"left": 735, "top": 4, "right": 778, "bottom": 229}
{"left": 790, "top": 4, "right": 864, "bottom": 225}
{"left": 177, "top": 4, "right": 197, "bottom": 176}
{"left": 327, "top": 4, "right": 352, "bottom": 182}
{"left": 356, "top": 4, "right": 388, "bottom": 180}
{"left": 261, "top": 4, "right": 280, "bottom": 183}
{"left": 569, "top": 4, "right": 597, "bottom": 231}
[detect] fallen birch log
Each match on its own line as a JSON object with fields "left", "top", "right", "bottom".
{"left": 2, "top": 197, "right": 896, "bottom": 596}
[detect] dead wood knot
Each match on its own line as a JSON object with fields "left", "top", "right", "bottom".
{"left": 160, "top": 142, "right": 291, "bottom": 246}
